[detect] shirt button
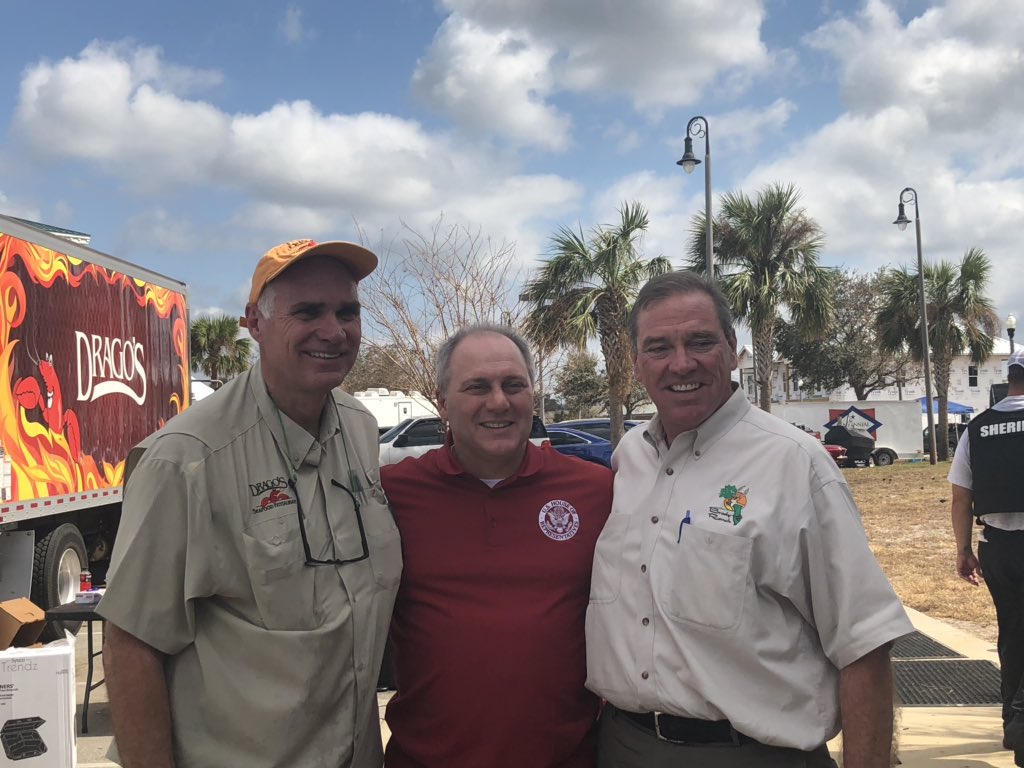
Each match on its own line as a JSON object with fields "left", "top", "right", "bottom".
{"left": 271, "top": 535, "right": 282, "bottom": 545}
{"left": 641, "top": 671, "right": 650, "bottom": 680}
{"left": 666, "top": 467, "right": 674, "bottom": 475}
{"left": 640, "top": 564, "right": 647, "bottom": 573}
{"left": 651, "top": 516, "right": 659, "bottom": 524}
{"left": 695, "top": 450, "right": 702, "bottom": 457}
{"left": 642, "top": 617, "right": 650, "bottom": 626}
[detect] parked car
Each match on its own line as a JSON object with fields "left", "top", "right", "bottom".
{"left": 791, "top": 422, "right": 849, "bottom": 467}
{"left": 546, "top": 427, "right": 613, "bottom": 467}
{"left": 379, "top": 415, "right": 549, "bottom": 465}
{"left": 552, "top": 418, "right": 645, "bottom": 441}
{"left": 824, "top": 443, "right": 848, "bottom": 467}
{"left": 922, "top": 423, "right": 967, "bottom": 455}
{"left": 791, "top": 422, "right": 823, "bottom": 441}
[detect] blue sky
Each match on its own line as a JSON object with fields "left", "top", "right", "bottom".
{"left": 0, "top": 0, "right": 1020, "bottom": 340}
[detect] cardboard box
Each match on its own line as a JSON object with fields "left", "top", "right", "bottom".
{"left": 0, "top": 600, "right": 45, "bottom": 651}
{"left": 0, "top": 639, "right": 76, "bottom": 767}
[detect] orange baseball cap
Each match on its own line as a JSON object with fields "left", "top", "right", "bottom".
{"left": 247, "top": 238, "right": 378, "bottom": 305}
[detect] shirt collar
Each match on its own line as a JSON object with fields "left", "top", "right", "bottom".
{"left": 435, "top": 430, "right": 545, "bottom": 483}
{"left": 251, "top": 362, "right": 341, "bottom": 470}
{"left": 642, "top": 384, "right": 749, "bottom": 457}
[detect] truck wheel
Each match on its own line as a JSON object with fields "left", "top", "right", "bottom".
{"left": 31, "top": 523, "right": 87, "bottom": 641}
{"left": 873, "top": 450, "right": 896, "bottom": 467}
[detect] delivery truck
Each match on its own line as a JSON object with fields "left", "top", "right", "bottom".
{"left": 0, "top": 214, "right": 189, "bottom": 636}
{"left": 771, "top": 400, "right": 924, "bottom": 466}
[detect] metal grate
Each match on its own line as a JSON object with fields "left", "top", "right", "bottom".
{"left": 892, "top": 631, "right": 965, "bottom": 659}
{"left": 894, "top": 660, "right": 1002, "bottom": 706}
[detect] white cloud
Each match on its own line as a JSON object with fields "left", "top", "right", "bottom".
{"left": 604, "top": 121, "right": 642, "bottom": 154}
{"left": 412, "top": 0, "right": 774, "bottom": 147}
{"left": 806, "top": 0, "right": 1024, "bottom": 148}
{"left": 10, "top": 41, "right": 580, "bottom": 251}
{"left": 725, "top": 0, "right": 1024, "bottom": 324}
{"left": 412, "top": 16, "right": 570, "bottom": 150}
{"left": 14, "top": 42, "right": 227, "bottom": 183}
{"left": 712, "top": 99, "right": 797, "bottom": 155}
{"left": 280, "top": 5, "right": 315, "bottom": 45}
{"left": 437, "top": 0, "right": 772, "bottom": 111}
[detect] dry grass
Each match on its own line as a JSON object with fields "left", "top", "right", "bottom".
{"left": 845, "top": 461, "right": 998, "bottom": 643}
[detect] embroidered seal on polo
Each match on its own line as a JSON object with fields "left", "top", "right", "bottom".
{"left": 538, "top": 499, "right": 580, "bottom": 541}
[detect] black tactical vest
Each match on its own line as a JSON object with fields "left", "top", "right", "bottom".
{"left": 967, "top": 407, "right": 1024, "bottom": 516}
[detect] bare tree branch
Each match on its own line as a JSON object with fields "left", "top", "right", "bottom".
{"left": 357, "top": 215, "right": 526, "bottom": 410}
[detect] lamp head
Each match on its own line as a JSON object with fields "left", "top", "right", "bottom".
{"left": 676, "top": 136, "right": 700, "bottom": 174}
{"left": 893, "top": 202, "right": 911, "bottom": 232}
{"left": 1008, "top": 313, "right": 1017, "bottom": 333}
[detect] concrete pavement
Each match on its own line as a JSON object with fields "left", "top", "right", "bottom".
{"left": 847, "top": 607, "right": 1018, "bottom": 768}
{"left": 70, "top": 607, "right": 1016, "bottom": 767}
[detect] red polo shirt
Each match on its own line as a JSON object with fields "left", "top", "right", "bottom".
{"left": 381, "top": 440, "right": 612, "bottom": 768}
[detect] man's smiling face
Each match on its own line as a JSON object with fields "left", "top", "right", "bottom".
{"left": 247, "top": 255, "right": 362, "bottom": 400}
{"left": 632, "top": 290, "right": 738, "bottom": 444}
{"left": 438, "top": 331, "right": 535, "bottom": 479}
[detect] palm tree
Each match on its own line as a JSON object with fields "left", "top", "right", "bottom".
{"left": 190, "top": 314, "right": 253, "bottom": 387}
{"left": 687, "top": 182, "right": 835, "bottom": 412}
{"left": 522, "top": 201, "right": 672, "bottom": 445}
{"left": 877, "top": 247, "right": 998, "bottom": 460}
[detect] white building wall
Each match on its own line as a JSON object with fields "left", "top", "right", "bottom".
{"left": 737, "top": 338, "right": 1016, "bottom": 418}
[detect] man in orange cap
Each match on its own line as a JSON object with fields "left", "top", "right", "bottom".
{"left": 100, "top": 239, "right": 402, "bottom": 768}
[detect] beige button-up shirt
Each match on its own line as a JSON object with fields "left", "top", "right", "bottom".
{"left": 586, "top": 388, "right": 912, "bottom": 750}
{"left": 99, "top": 363, "right": 402, "bottom": 767}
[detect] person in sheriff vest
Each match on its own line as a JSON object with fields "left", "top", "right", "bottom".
{"left": 950, "top": 347, "right": 1024, "bottom": 766}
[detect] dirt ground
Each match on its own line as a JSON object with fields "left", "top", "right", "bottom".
{"left": 845, "top": 461, "right": 998, "bottom": 643}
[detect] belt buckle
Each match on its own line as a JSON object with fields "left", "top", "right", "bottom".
{"left": 652, "top": 712, "right": 742, "bottom": 746}
{"left": 652, "top": 712, "right": 689, "bottom": 745}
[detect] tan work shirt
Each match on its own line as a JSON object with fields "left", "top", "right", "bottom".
{"left": 99, "top": 363, "right": 402, "bottom": 768}
{"left": 586, "top": 388, "right": 912, "bottom": 750}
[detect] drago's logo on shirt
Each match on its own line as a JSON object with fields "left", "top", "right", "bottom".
{"left": 708, "top": 484, "right": 749, "bottom": 526}
{"left": 538, "top": 499, "right": 580, "bottom": 541}
{"left": 251, "top": 487, "right": 295, "bottom": 514}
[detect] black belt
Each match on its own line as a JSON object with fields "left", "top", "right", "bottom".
{"left": 619, "top": 708, "right": 748, "bottom": 745}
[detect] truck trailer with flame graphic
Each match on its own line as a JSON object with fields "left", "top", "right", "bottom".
{"left": 0, "top": 214, "right": 188, "bottom": 636}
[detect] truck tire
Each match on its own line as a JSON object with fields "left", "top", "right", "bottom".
{"left": 31, "top": 524, "right": 87, "bottom": 641}
{"left": 873, "top": 449, "right": 896, "bottom": 467}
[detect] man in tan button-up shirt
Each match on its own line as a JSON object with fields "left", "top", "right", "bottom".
{"left": 99, "top": 240, "right": 402, "bottom": 768}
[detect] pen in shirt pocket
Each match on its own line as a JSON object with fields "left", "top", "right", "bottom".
{"left": 677, "top": 510, "right": 692, "bottom": 543}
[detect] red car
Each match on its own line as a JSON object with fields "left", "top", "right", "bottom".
{"left": 824, "top": 443, "right": 848, "bottom": 467}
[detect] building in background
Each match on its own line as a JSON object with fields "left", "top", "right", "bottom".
{"left": 737, "top": 336, "right": 1017, "bottom": 420}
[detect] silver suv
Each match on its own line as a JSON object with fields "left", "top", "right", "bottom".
{"left": 378, "top": 416, "right": 549, "bottom": 466}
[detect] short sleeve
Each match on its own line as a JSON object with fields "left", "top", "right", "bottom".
{"left": 947, "top": 437, "right": 972, "bottom": 489}
{"left": 802, "top": 479, "right": 913, "bottom": 670}
{"left": 97, "top": 448, "right": 203, "bottom": 655}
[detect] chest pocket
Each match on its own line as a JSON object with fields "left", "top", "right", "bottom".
{"left": 656, "top": 526, "right": 752, "bottom": 631}
{"left": 242, "top": 508, "right": 317, "bottom": 630}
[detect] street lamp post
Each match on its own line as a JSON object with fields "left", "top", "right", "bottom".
{"left": 893, "top": 187, "right": 937, "bottom": 465}
{"left": 677, "top": 116, "right": 713, "bottom": 281}
{"left": 1008, "top": 313, "right": 1017, "bottom": 355}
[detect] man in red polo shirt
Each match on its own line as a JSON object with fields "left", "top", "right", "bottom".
{"left": 382, "top": 324, "right": 612, "bottom": 768}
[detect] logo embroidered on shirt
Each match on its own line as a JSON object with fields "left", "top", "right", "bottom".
{"left": 248, "top": 476, "right": 289, "bottom": 497}
{"left": 251, "top": 488, "right": 294, "bottom": 514}
{"left": 708, "top": 484, "right": 748, "bottom": 526}
{"left": 538, "top": 499, "right": 580, "bottom": 541}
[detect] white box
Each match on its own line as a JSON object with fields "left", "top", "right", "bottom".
{"left": 0, "top": 640, "right": 76, "bottom": 767}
